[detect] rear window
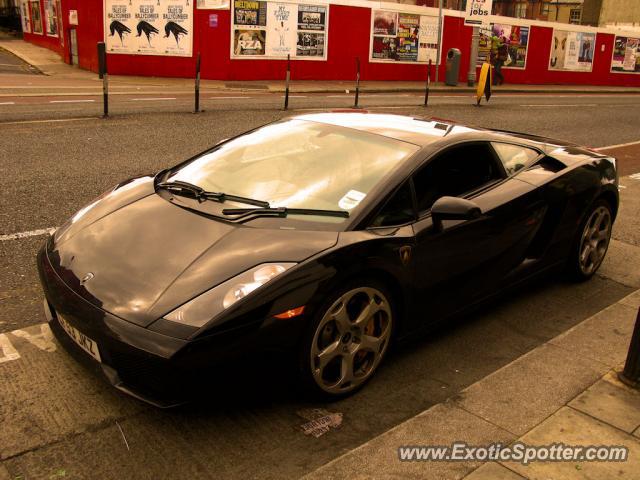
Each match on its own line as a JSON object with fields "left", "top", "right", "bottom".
{"left": 492, "top": 143, "right": 540, "bottom": 175}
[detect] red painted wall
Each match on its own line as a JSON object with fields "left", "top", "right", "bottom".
{"left": 23, "top": 0, "right": 640, "bottom": 87}
{"left": 22, "top": 0, "right": 65, "bottom": 58}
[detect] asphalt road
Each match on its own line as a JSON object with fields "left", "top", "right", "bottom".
{"left": 1, "top": 90, "right": 640, "bottom": 147}
{"left": 1, "top": 98, "right": 640, "bottom": 479}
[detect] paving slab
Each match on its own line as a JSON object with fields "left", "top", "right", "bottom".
{"left": 464, "top": 462, "right": 525, "bottom": 480}
{"left": 569, "top": 372, "right": 640, "bottom": 434}
{"left": 599, "top": 239, "right": 640, "bottom": 288}
{"left": 611, "top": 176, "right": 640, "bottom": 249}
{"left": 302, "top": 402, "right": 515, "bottom": 480}
{"left": 549, "top": 302, "right": 638, "bottom": 367}
{"left": 502, "top": 407, "right": 640, "bottom": 480}
{"left": 620, "top": 289, "right": 640, "bottom": 310}
{"left": 454, "top": 343, "right": 609, "bottom": 436}
{"left": 0, "top": 324, "right": 144, "bottom": 460}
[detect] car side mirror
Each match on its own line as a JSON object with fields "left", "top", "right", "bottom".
{"left": 431, "top": 196, "right": 482, "bottom": 232}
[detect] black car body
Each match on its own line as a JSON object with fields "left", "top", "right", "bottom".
{"left": 38, "top": 113, "right": 618, "bottom": 406}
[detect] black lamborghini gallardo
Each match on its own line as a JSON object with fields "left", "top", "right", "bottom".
{"left": 38, "top": 113, "right": 618, "bottom": 406}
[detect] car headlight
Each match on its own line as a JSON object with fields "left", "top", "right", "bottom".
{"left": 163, "top": 263, "right": 296, "bottom": 328}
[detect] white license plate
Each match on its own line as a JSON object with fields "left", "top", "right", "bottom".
{"left": 58, "top": 315, "right": 102, "bottom": 363}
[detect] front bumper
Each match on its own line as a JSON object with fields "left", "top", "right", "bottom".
{"left": 37, "top": 243, "right": 305, "bottom": 407}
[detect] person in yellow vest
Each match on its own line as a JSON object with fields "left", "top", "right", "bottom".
{"left": 491, "top": 34, "right": 507, "bottom": 86}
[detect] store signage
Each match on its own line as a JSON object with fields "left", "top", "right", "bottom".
{"left": 465, "top": 0, "right": 492, "bottom": 26}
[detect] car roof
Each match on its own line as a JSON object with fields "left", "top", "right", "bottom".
{"left": 293, "top": 112, "right": 577, "bottom": 150}
{"left": 295, "top": 112, "right": 472, "bottom": 146}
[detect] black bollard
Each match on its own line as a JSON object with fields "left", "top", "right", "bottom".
{"left": 194, "top": 52, "right": 201, "bottom": 114}
{"left": 619, "top": 307, "right": 640, "bottom": 388}
{"left": 284, "top": 54, "right": 291, "bottom": 111}
{"left": 97, "top": 42, "right": 108, "bottom": 118}
{"left": 424, "top": 59, "right": 431, "bottom": 107}
{"left": 353, "top": 57, "right": 361, "bottom": 109}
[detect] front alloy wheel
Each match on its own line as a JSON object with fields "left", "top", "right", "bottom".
{"left": 308, "top": 286, "right": 393, "bottom": 396}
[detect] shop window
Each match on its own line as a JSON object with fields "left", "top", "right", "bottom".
{"left": 44, "top": 0, "right": 59, "bottom": 37}
{"left": 29, "top": 0, "right": 43, "bottom": 34}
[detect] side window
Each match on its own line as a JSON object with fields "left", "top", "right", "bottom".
{"left": 492, "top": 143, "right": 540, "bottom": 175}
{"left": 413, "top": 143, "right": 503, "bottom": 215}
{"left": 370, "top": 183, "right": 414, "bottom": 227}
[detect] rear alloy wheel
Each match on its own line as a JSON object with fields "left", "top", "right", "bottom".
{"left": 571, "top": 200, "right": 612, "bottom": 280}
{"left": 306, "top": 285, "right": 393, "bottom": 397}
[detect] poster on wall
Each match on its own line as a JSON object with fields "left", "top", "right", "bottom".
{"left": 371, "top": 9, "right": 440, "bottom": 64}
{"left": 44, "top": 0, "right": 58, "bottom": 36}
{"left": 104, "top": 0, "right": 193, "bottom": 57}
{"left": 549, "top": 29, "right": 595, "bottom": 72}
{"left": 20, "top": 0, "right": 31, "bottom": 33}
{"left": 234, "top": 29, "right": 266, "bottom": 55}
{"left": 477, "top": 23, "right": 529, "bottom": 68}
{"left": 197, "top": 0, "right": 230, "bottom": 8}
{"left": 611, "top": 36, "right": 640, "bottom": 74}
{"left": 231, "top": 1, "right": 328, "bottom": 60}
{"left": 265, "top": 3, "right": 296, "bottom": 57}
{"left": 30, "top": 0, "right": 43, "bottom": 34}
{"left": 234, "top": 0, "right": 266, "bottom": 26}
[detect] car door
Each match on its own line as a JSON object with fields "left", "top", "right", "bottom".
{"left": 407, "top": 141, "right": 544, "bottom": 328}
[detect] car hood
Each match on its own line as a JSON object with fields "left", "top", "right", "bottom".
{"left": 48, "top": 177, "right": 338, "bottom": 327}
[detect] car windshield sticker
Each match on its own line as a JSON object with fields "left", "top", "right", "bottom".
{"left": 338, "top": 190, "right": 366, "bottom": 210}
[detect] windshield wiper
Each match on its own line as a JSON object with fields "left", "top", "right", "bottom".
{"left": 157, "top": 180, "right": 270, "bottom": 208}
{"left": 221, "top": 206, "right": 349, "bottom": 221}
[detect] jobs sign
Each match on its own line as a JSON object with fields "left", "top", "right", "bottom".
{"left": 465, "top": 0, "right": 492, "bottom": 26}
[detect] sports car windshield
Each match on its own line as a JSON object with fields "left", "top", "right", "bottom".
{"left": 167, "top": 119, "right": 419, "bottom": 216}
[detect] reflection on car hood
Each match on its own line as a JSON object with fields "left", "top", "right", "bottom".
{"left": 48, "top": 177, "right": 338, "bottom": 327}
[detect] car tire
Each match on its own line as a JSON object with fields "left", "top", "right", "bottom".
{"left": 567, "top": 198, "right": 613, "bottom": 282}
{"left": 298, "top": 280, "right": 395, "bottom": 399}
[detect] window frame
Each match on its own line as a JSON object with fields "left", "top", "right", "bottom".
{"left": 365, "top": 140, "right": 546, "bottom": 230}
{"left": 514, "top": 2, "right": 527, "bottom": 19}
{"left": 490, "top": 141, "right": 544, "bottom": 177}
{"left": 366, "top": 179, "right": 418, "bottom": 230}
{"left": 569, "top": 8, "right": 582, "bottom": 24}
{"left": 411, "top": 141, "right": 508, "bottom": 221}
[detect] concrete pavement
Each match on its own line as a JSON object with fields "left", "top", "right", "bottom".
{"left": 303, "top": 293, "right": 640, "bottom": 480}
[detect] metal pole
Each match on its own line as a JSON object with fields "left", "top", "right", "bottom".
{"left": 97, "top": 42, "right": 108, "bottom": 118}
{"left": 103, "top": 70, "right": 109, "bottom": 118}
{"left": 354, "top": 57, "right": 360, "bottom": 108}
{"left": 194, "top": 52, "right": 201, "bottom": 113}
{"left": 284, "top": 54, "right": 290, "bottom": 111}
{"left": 619, "top": 308, "right": 640, "bottom": 388}
{"left": 424, "top": 59, "right": 431, "bottom": 106}
{"left": 467, "top": 26, "right": 479, "bottom": 87}
{"left": 435, "top": 0, "right": 443, "bottom": 84}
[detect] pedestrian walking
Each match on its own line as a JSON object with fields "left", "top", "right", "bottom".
{"left": 492, "top": 35, "right": 508, "bottom": 86}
